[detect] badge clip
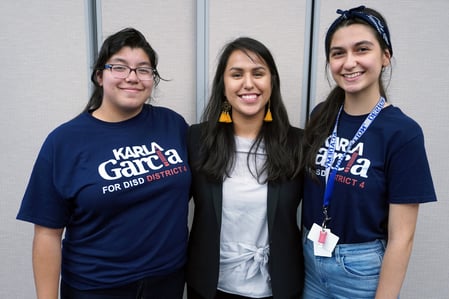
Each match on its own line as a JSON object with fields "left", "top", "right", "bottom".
{"left": 318, "top": 230, "right": 327, "bottom": 247}
{"left": 318, "top": 207, "right": 332, "bottom": 247}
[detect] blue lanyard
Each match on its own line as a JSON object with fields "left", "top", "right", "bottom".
{"left": 321, "top": 97, "right": 385, "bottom": 227}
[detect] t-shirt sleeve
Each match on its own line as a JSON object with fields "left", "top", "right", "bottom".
{"left": 16, "top": 136, "right": 72, "bottom": 228}
{"left": 386, "top": 128, "right": 437, "bottom": 204}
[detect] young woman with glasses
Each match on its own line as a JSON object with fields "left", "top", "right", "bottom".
{"left": 17, "top": 27, "right": 191, "bottom": 299}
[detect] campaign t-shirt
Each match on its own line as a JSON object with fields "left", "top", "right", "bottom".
{"left": 17, "top": 104, "right": 191, "bottom": 289}
{"left": 302, "top": 105, "right": 436, "bottom": 244}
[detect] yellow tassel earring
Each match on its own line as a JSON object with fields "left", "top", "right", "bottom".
{"left": 264, "top": 101, "right": 273, "bottom": 122}
{"left": 219, "top": 100, "right": 232, "bottom": 123}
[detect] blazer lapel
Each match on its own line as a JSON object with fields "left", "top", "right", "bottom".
{"left": 211, "top": 181, "right": 223, "bottom": 226}
{"left": 267, "top": 181, "right": 280, "bottom": 235}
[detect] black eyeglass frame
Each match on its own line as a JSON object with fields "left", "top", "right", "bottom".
{"left": 104, "top": 64, "right": 157, "bottom": 81}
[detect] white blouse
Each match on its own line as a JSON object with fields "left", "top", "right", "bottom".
{"left": 217, "top": 136, "right": 271, "bottom": 297}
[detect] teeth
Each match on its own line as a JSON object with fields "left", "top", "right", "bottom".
{"left": 345, "top": 72, "right": 361, "bottom": 78}
{"left": 241, "top": 94, "right": 257, "bottom": 100}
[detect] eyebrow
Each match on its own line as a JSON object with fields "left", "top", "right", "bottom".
{"left": 329, "top": 40, "right": 375, "bottom": 53}
{"left": 228, "top": 66, "right": 267, "bottom": 71}
{"left": 354, "top": 40, "right": 375, "bottom": 47}
{"left": 109, "top": 57, "right": 152, "bottom": 66}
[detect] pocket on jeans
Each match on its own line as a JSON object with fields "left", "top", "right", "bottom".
{"left": 341, "top": 250, "right": 383, "bottom": 278}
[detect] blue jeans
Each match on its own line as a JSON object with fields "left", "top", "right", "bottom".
{"left": 302, "top": 228, "right": 386, "bottom": 299}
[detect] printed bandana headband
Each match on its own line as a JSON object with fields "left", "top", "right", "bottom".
{"left": 325, "top": 6, "right": 393, "bottom": 57}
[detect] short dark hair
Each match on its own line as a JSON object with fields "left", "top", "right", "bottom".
{"left": 84, "top": 28, "right": 161, "bottom": 112}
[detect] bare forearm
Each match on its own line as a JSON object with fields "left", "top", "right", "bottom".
{"left": 375, "top": 204, "right": 418, "bottom": 299}
{"left": 32, "top": 226, "right": 63, "bottom": 299}
{"left": 375, "top": 241, "right": 413, "bottom": 299}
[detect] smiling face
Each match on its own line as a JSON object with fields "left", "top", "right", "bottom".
{"left": 223, "top": 50, "right": 272, "bottom": 125}
{"left": 96, "top": 46, "right": 154, "bottom": 121}
{"left": 329, "top": 24, "right": 390, "bottom": 101}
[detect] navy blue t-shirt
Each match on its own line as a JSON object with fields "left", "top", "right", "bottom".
{"left": 17, "top": 104, "right": 191, "bottom": 289}
{"left": 303, "top": 105, "right": 436, "bottom": 244}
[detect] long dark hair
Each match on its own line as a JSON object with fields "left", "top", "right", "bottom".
{"left": 196, "top": 37, "right": 301, "bottom": 183}
{"left": 84, "top": 28, "right": 161, "bottom": 112}
{"left": 302, "top": 7, "right": 393, "bottom": 175}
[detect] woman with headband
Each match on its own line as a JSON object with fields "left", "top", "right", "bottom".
{"left": 301, "top": 6, "right": 436, "bottom": 298}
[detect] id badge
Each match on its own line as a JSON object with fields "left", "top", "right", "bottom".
{"left": 307, "top": 223, "right": 339, "bottom": 257}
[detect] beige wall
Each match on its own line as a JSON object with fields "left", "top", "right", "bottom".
{"left": 1, "top": 0, "right": 447, "bottom": 298}
{"left": 0, "top": 1, "right": 89, "bottom": 298}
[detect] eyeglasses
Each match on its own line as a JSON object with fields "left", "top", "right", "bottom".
{"left": 104, "top": 64, "right": 156, "bottom": 81}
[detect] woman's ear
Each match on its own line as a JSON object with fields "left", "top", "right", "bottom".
{"left": 382, "top": 49, "right": 391, "bottom": 67}
{"left": 96, "top": 70, "right": 103, "bottom": 86}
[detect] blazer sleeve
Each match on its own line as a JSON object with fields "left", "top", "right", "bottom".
{"left": 186, "top": 123, "right": 223, "bottom": 299}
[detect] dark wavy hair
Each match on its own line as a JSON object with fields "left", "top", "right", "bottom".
{"left": 196, "top": 37, "right": 301, "bottom": 183}
{"left": 302, "top": 7, "right": 393, "bottom": 176}
{"left": 83, "top": 28, "right": 161, "bottom": 112}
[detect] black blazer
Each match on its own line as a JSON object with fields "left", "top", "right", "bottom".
{"left": 186, "top": 123, "right": 304, "bottom": 299}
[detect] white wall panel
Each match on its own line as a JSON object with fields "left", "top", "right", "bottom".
{"left": 315, "top": 1, "right": 449, "bottom": 297}
{"left": 0, "top": 1, "right": 88, "bottom": 298}
{"left": 209, "top": 0, "right": 308, "bottom": 127}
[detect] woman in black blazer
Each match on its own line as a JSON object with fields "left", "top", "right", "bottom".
{"left": 186, "top": 37, "right": 304, "bottom": 299}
